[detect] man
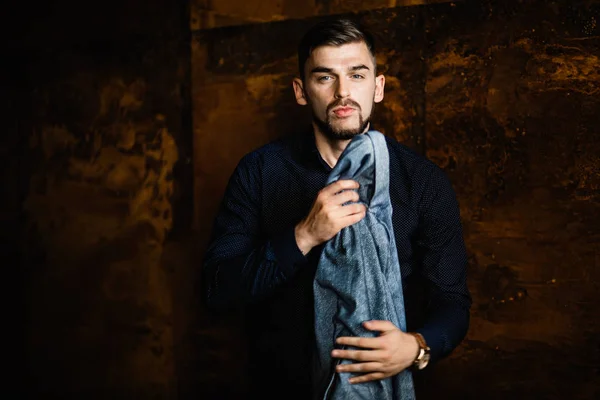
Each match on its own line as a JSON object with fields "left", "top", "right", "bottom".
{"left": 202, "top": 19, "right": 471, "bottom": 399}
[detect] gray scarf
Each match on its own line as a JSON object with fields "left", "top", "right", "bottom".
{"left": 313, "top": 131, "right": 416, "bottom": 400}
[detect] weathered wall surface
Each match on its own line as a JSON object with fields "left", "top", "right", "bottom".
{"left": 191, "top": 0, "right": 599, "bottom": 399}
{"left": 190, "top": 0, "right": 458, "bottom": 29}
{"left": 13, "top": 0, "right": 191, "bottom": 397}
{"left": 8, "top": 0, "right": 599, "bottom": 398}
{"left": 422, "top": 1, "right": 600, "bottom": 398}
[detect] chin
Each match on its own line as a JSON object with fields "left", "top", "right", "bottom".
{"left": 334, "top": 127, "right": 363, "bottom": 136}
{"left": 332, "top": 119, "right": 361, "bottom": 131}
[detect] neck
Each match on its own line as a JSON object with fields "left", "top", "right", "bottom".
{"left": 312, "top": 122, "right": 370, "bottom": 168}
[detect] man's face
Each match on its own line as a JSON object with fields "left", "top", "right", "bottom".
{"left": 293, "top": 41, "right": 385, "bottom": 140}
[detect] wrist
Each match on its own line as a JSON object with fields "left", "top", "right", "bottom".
{"left": 409, "top": 332, "right": 431, "bottom": 370}
{"left": 409, "top": 334, "right": 420, "bottom": 360}
{"left": 294, "top": 223, "right": 315, "bottom": 255}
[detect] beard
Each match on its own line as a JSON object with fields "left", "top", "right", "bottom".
{"left": 311, "top": 98, "right": 373, "bottom": 141}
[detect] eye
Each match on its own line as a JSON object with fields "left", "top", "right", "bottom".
{"left": 318, "top": 75, "right": 333, "bottom": 82}
{"left": 352, "top": 74, "right": 365, "bottom": 79}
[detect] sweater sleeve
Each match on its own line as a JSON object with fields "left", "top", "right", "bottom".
{"left": 414, "top": 165, "right": 472, "bottom": 363}
{"left": 201, "top": 152, "right": 308, "bottom": 311}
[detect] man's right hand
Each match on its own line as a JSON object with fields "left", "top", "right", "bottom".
{"left": 294, "top": 179, "right": 367, "bottom": 255}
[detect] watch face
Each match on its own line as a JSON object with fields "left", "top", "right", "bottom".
{"left": 419, "top": 353, "right": 431, "bottom": 370}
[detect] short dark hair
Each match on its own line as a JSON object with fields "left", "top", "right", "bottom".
{"left": 297, "top": 19, "right": 376, "bottom": 81}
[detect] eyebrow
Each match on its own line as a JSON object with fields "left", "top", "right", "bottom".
{"left": 310, "top": 64, "right": 371, "bottom": 74}
{"left": 350, "top": 64, "right": 370, "bottom": 72}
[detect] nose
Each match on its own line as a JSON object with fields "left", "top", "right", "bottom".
{"left": 334, "top": 78, "right": 350, "bottom": 99}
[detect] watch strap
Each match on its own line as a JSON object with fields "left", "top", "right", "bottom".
{"left": 409, "top": 332, "right": 430, "bottom": 369}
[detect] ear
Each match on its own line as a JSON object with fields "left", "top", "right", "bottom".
{"left": 374, "top": 74, "right": 385, "bottom": 103}
{"left": 292, "top": 77, "right": 308, "bottom": 106}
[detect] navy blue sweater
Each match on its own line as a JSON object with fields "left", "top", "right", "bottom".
{"left": 202, "top": 130, "right": 471, "bottom": 396}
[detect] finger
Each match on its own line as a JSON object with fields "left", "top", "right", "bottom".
{"left": 336, "top": 362, "right": 382, "bottom": 374}
{"left": 331, "top": 348, "right": 386, "bottom": 362}
{"left": 321, "top": 179, "right": 359, "bottom": 196}
{"left": 335, "top": 336, "right": 382, "bottom": 350}
{"left": 331, "top": 203, "right": 366, "bottom": 218}
{"left": 363, "top": 320, "right": 398, "bottom": 332}
{"left": 337, "top": 209, "right": 367, "bottom": 227}
{"left": 330, "top": 189, "right": 360, "bottom": 206}
{"left": 349, "top": 372, "right": 387, "bottom": 384}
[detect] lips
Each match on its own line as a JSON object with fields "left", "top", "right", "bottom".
{"left": 332, "top": 107, "right": 356, "bottom": 118}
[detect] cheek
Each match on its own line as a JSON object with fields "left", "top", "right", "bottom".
{"left": 359, "top": 86, "right": 376, "bottom": 112}
{"left": 359, "top": 97, "right": 374, "bottom": 116}
{"left": 307, "top": 89, "right": 331, "bottom": 112}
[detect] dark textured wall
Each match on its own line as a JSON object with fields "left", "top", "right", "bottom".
{"left": 423, "top": 2, "right": 599, "bottom": 398}
{"left": 191, "top": 1, "right": 600, "bottom": 399}
{"left": 189, "top": 0, "right": 455, "bottom": 29}
{"left": 9, "top": 0, "right": 192, "bottom": 398}
{"left": 7, "top": 0, "right": 599, "bottom": 398}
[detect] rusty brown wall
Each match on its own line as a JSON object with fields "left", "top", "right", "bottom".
{"left": 191, "top": 0, "right": 599, "bottom": 399}
{"left": 8, "top": 0, "right": 599, "bottom": 398}
{"left": 422, "top": 1, "right": 599, "bottom": 398}
{"left": 190, "top": 0, "right": 458, "bottom": 29}
{"left": 12, "top": 0, "right": 192, "bottom": 398}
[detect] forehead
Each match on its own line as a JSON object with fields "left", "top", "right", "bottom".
{"left": 306, "top": 41, "right": 375, "bottom": 70}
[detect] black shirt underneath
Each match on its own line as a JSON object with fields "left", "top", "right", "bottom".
{"left": 202, "top": 130, "right": 471, "bottom": 397}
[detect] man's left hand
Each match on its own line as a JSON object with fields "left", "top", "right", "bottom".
{"left": 331, "top": 320, "right": 419, "bottom": 384}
